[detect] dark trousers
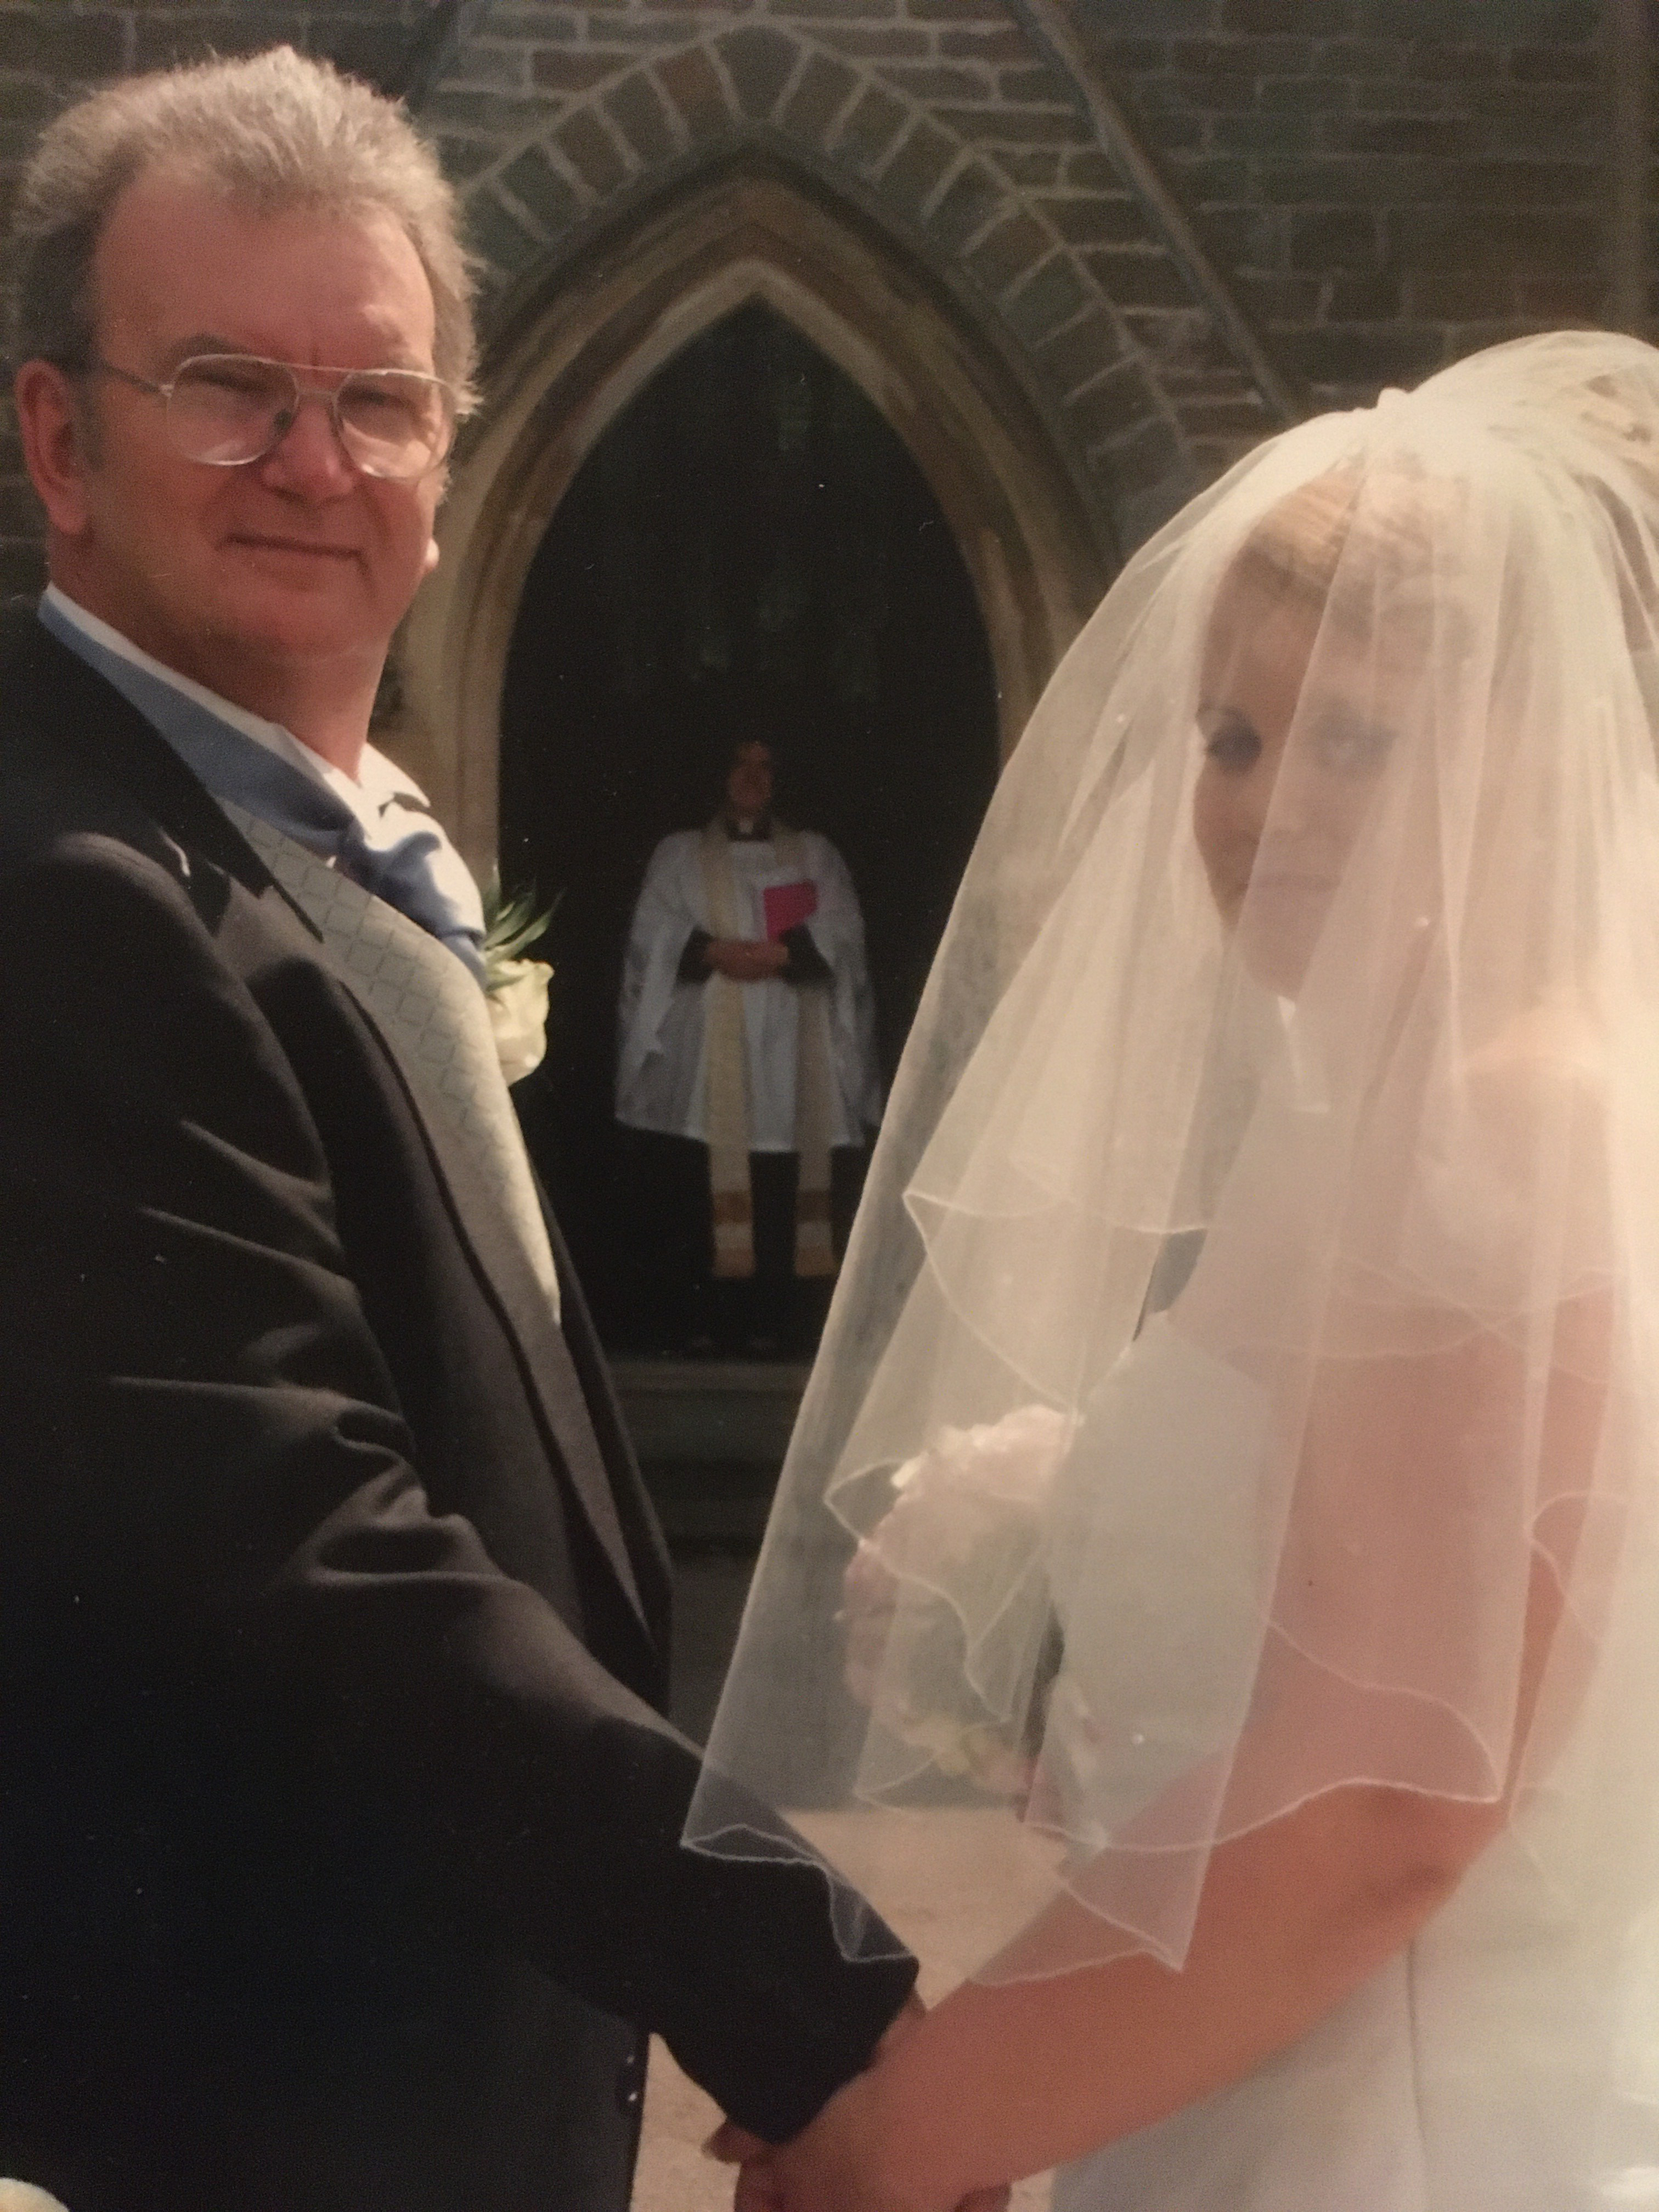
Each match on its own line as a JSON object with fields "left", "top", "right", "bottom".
{"left": 617, "top": 1129, "right": 866, "bottom": 1355}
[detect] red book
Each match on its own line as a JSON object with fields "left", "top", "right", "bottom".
{"left": 763, "top": 879, "right": 819, "bottom": 940}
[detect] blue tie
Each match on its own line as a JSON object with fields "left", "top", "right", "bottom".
{"left": 37, "top": 597, "right": 488, "bottom": 983}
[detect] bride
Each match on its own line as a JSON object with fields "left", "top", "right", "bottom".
{"left": 688, "top": 329, "right": 1659, "bottom": 2211}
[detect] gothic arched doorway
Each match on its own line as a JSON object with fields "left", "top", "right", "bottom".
{"left": 500, "top": 302, "right": 1000, "bottom": 1352}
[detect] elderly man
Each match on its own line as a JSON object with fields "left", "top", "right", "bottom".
{"left": 617, "top": 737, "right": 880, "bottom": 1355}
{"left": 0, "top": 48, "right": 918, "bottom": 2212}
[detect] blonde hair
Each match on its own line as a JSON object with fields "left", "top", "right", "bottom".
{"left": 10, "top": 44, "right": 477, "bottom": 403}
{"left": 1230, "top": 468, "right": 1367, "bottom": 611}
{"left": 1222, "top": 463, "right": 1457, "bottom": 651}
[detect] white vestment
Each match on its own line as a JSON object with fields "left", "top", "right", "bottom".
{"left": 616, "top": 826, "right": 880, "bottom": 1150}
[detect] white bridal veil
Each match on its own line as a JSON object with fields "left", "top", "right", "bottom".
{"left": 686, "top": 331, "right": 1659, "bottom": 1988}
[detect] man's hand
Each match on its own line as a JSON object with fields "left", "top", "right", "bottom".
{"left": 716, "top": 2091, "right": 1011, "bottom": 2212}
{"left": 705, "top": 1996, "right": 1011, "bottom": 2212}
{"left": 707, "top": 936, "right": 789, "bottom": 983}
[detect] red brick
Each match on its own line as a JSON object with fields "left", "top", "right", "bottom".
{"left": 1282, "top": 324, "right": 1447, "bottom": 383}
{"left": 881, "top": 64, "right": 995, "bottom": 103}
{"left": 933, "top": 105, "right": 1085, "bottom": 146}
{"left": 1065, "top": 359, "right": 1161, "bottom": 445}
{"left": 531, "top": 47, "right": 633, "bottom": 92}
{"left": 718, "top": 25, "right": 797, "bottom": 120}
{"left": 834, "top": 82, "right": 907, "bottom": 170}
{"left": 554, "top": 107, "right": 629, "bottom": 195}
{"left": 1388, "top": 204, "right": 1599, "bottom": 270}
{"left": 0, "top": 8, "right": 123, "bottom": 75}
{"left": 1085, "top": 37, "right": 1171, "bottom": 71}
{"left": 1097, "top": 413, "right": 1187, "bottom": 498}
{"left": 1410, "top": 41, "right": 1500, "bottom": 78}
{"left": 1003, "top": 251, "right": 1091, "bottom": 345}
{"left": 466, "top": 186, "right": 544, "bottom": 273}
{"left": 997, "top": 148, "right": 1065, "bottom": 187}
{"left": 1220, "top": 0, "right": 1353, "bottom": 30}
{"left": 1259, "top": 75, "right": 1355, "bottom": 110}
{"left": 878, "top": 117, "right": 958, "bottom": 218}
{"left": 1403, "top": 270, "right": 1519, "bottom": 318}
{"left": 604, "top": 69, "right": 679, "bottom": 164}
{"left": 926, "top": 159, "right": 1007, "bottom": 252}
{"left": 1508, "top": 44, "right": 1600, "bottom": 82}
{"left": 1238, "top": 270, "right": 1325, "bottom": 318}
{"left": 964, "top": 208, "right": 1051, "bottom": 296}
{"left": 1040, "top": 194, "right": 1154, "bottom": 248}
{"left": 1323, "top": 270, "right": 1402, "bottom": 317}
{"left": 134, "top": 13, "right": 306, "bottom": 70}
{"left": 1081, "top": 246, "right": 1195, "bottom": 311}
{"left": 501, "top": 143, "right": 580, "bottom": 231}
{"left": 1515, "top": 272, "right": 1607, "bottom": 318}
{"left": 770, "top": 0, "right": 898, "bottom": 15}
{"left": 998, "top": 64, "right": 1066, "bottom": 104}
{"left": 778, "top": 52, "right": 857, "bottom": 143}
{"left": 811, "top": 26, "right": 929, "bottom": 59}
{"left": 1035, "top": 303, "right": 1127, "bottom": 394}
{"left": 1177, "top": 393, "right": 1276, "bottom": 436}
{"left": 940, "top": 27, "right": 1033, "bottom": 64}
{"left": 1327, "top": 114, "right": 1472, "bottom": 156}
{"left": 658, "top": 44, "right": 733, "bottom": 142}
{"left": 1458, "top": 159, "right": 1597, "bottom": 205}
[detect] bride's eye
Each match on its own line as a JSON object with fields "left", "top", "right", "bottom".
{"left": 1313, "top": 708, "right": 1394, "bottom": 777}
{"left": 1197, "top": 709, "right": 1261, "bottom": 772}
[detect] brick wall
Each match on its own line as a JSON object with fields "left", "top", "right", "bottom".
{"left": 1082, "top": 0, "right": 1625, "bottom": 397}
{"left": 0, "top": 0, "right": 1648, "bottom": 592}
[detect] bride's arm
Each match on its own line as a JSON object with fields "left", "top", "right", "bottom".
{"left": 754, "top": 1301, "right": 1605, "bottom": 2212}
{"left": 760, "top": 1709, "right": 1522, "bottom": 2211}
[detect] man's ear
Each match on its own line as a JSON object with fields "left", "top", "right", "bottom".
{"left": 14, "top": 360, "right": 93, "bottom": 537}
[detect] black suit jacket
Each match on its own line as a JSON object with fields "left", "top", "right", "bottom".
{"left": 0, "top": 611, "right": 913, "bottom": 2212}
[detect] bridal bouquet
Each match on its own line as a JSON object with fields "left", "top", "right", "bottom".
{"left": 842, "top": 1403, "right": 1072, "bottom": 1798}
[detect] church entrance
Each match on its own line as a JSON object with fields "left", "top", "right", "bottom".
{"left": 498, "top": 300, "right": 1000, "bottom": 1359}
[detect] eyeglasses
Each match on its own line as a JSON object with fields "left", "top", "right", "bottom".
{"left": 86, "top": 352, "right": 460, "bottom": 482}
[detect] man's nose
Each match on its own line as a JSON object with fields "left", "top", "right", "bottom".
{"left": 254, "top": 393, "right": 358, "bottom": 496}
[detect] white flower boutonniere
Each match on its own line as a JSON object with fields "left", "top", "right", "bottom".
{"left": 482, "top": 874, "right": 558, "bottom": 1087}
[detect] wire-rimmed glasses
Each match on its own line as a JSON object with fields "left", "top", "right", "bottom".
{"left": 88, "top": 352, "right": 460, "bottom": 482}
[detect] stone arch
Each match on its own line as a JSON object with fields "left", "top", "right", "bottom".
{"left": 441, "top": 22, "right": 1209, "bottom": 544}
{"left": 399, "top": 153, "right": 1117, "bottom": 868}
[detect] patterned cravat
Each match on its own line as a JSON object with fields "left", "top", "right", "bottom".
{"left": 218, "top": 802, "right": 561, "bottom": 1321}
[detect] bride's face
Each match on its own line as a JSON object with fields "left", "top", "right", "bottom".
{"left": 1193, "top": 576, "right": 1396, "bottom": 997}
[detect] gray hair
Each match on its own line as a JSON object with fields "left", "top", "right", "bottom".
{"left": 10, "top": 44, "right": 477, "bottom": 403}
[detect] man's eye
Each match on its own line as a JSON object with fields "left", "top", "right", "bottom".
{"left": 188, "top": 364, "right": 280, "bottom": 400}
{"left": 1199, "top": 713, "right": 1260, "bottom": 770}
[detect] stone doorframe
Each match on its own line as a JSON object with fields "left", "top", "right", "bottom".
{"left": 398, "top": 155, "right": 1118, "bottom": 870}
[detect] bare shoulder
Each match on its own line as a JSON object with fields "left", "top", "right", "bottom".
{"left": 1463, "top": 995, "right": 1607, "bottom": 1111}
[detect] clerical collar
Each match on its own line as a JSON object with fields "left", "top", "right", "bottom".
{"left": 724, "top": 812, "right": 775, "bottom": 843}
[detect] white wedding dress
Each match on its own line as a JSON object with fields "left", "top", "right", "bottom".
{"left": 1045, "top": 1318, "right": 1659, "bottom": 2212}
{"left": 685, "top": 331, "right": 1659, "bottom": 2212}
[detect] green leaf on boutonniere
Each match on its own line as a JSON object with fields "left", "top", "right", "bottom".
{"left": 481, "top": 869, "right": 560, "bottom": 995}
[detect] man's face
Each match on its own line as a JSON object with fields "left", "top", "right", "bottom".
{"left": 725, "top": 742, "right": 775, "bottom": 820}
{"left": 39, "top": 166, "right": 444, "bottom": 688}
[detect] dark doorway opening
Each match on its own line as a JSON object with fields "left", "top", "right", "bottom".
{"left": 499, "top": 301, "right": 1000, "bottom": 1353}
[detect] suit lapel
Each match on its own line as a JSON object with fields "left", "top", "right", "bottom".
{"left": 5, "top": 614, "right": 653, "bottom": 1651}
{"left": 225, "top": 811, "right": 650, "bottom": 1643}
